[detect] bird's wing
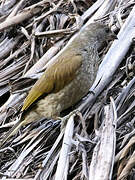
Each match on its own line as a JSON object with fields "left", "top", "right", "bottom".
{"left": 22, "top": 53, "right": 82, "bottom": 111}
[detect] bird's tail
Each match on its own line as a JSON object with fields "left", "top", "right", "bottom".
{"left": 0, "top": 120, "right": 24, "bottom": 148}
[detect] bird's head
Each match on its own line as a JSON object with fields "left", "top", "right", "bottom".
{"left": 93, "top": 23, "right": 117, "bottom": 41}
{"left": 81, "top": 23, "right": 117, "bottom": 49}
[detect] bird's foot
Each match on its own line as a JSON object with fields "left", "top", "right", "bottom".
{"left": 60, "top": 109, "right": 79, "bottom": 130}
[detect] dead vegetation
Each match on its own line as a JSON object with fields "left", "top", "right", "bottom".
{"left": 0, "top": 0, "right": 135, "bottom": 179}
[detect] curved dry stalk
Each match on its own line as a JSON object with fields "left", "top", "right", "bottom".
{"left": 120, "top": 136, "right": 135, "bottom": 161}
{"left": 0, "top": 41, "right": 30, "bottom": 69}
{"left": 55, "top": 115, "right": 74, "bottom": 180}
{"left": 34, "top": 0, "right": 63, "bottom": 22}
{"left": 81, "top": 0, "right": 104, "bottom": 20}
{"left": 35, "top": 129, "right": 64, "bottom": 179}
{"left": 118, "top": 151, "right": 135, "bottom": 180}
{"left": 0, "top": 0, "right": 17, "bottom": 16}
{"left": 0, "top": 37, "right": 19, "bottom": 59}
{"left": 0, "top": 1, "right": 49, "bottom": 32}
{"left": 115, "top": 77, "right": 135, "bottom": 111}
{"left": 116, "top": 136, "right": 135, "bottom": 178}
{"left": 7, "top": 0, "right": 27, "bottom": 19}
{"left": 34, "top": 28, "right": 76, "bottom": 37}
{"left": 120, "top": 128, "right": 135, "bottom": 149}
{"left": 89, "top": 98, "right": 117, "bottom": 180}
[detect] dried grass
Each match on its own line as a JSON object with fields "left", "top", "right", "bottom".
{"left": 0, "top": 0, "right": 135, "bottom": 180}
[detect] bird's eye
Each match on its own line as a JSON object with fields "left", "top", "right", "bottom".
{"left": 105, "top": 27, "right": 110, "bottom": 33}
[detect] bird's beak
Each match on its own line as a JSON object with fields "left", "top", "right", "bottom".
{"left": 110, "top": 33, "right": 118, "bottom": 40}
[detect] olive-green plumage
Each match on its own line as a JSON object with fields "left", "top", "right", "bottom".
{"left": 22, "top": 53, "right": 82, "bottom": 111}
{"left": 0, "top": 23, "right": 117, "bottom": 147}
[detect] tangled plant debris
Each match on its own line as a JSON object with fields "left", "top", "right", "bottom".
{"left": 0, "top": 0, "right": 135, "bottom": 180}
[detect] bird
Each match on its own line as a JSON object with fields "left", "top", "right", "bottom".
{"left": 0, "top": 23, "right": 117, "bottom": 147}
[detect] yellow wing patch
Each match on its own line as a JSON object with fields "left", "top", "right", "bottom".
{"left": 22, "top": 53, "right": 82, "bottom": 111}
